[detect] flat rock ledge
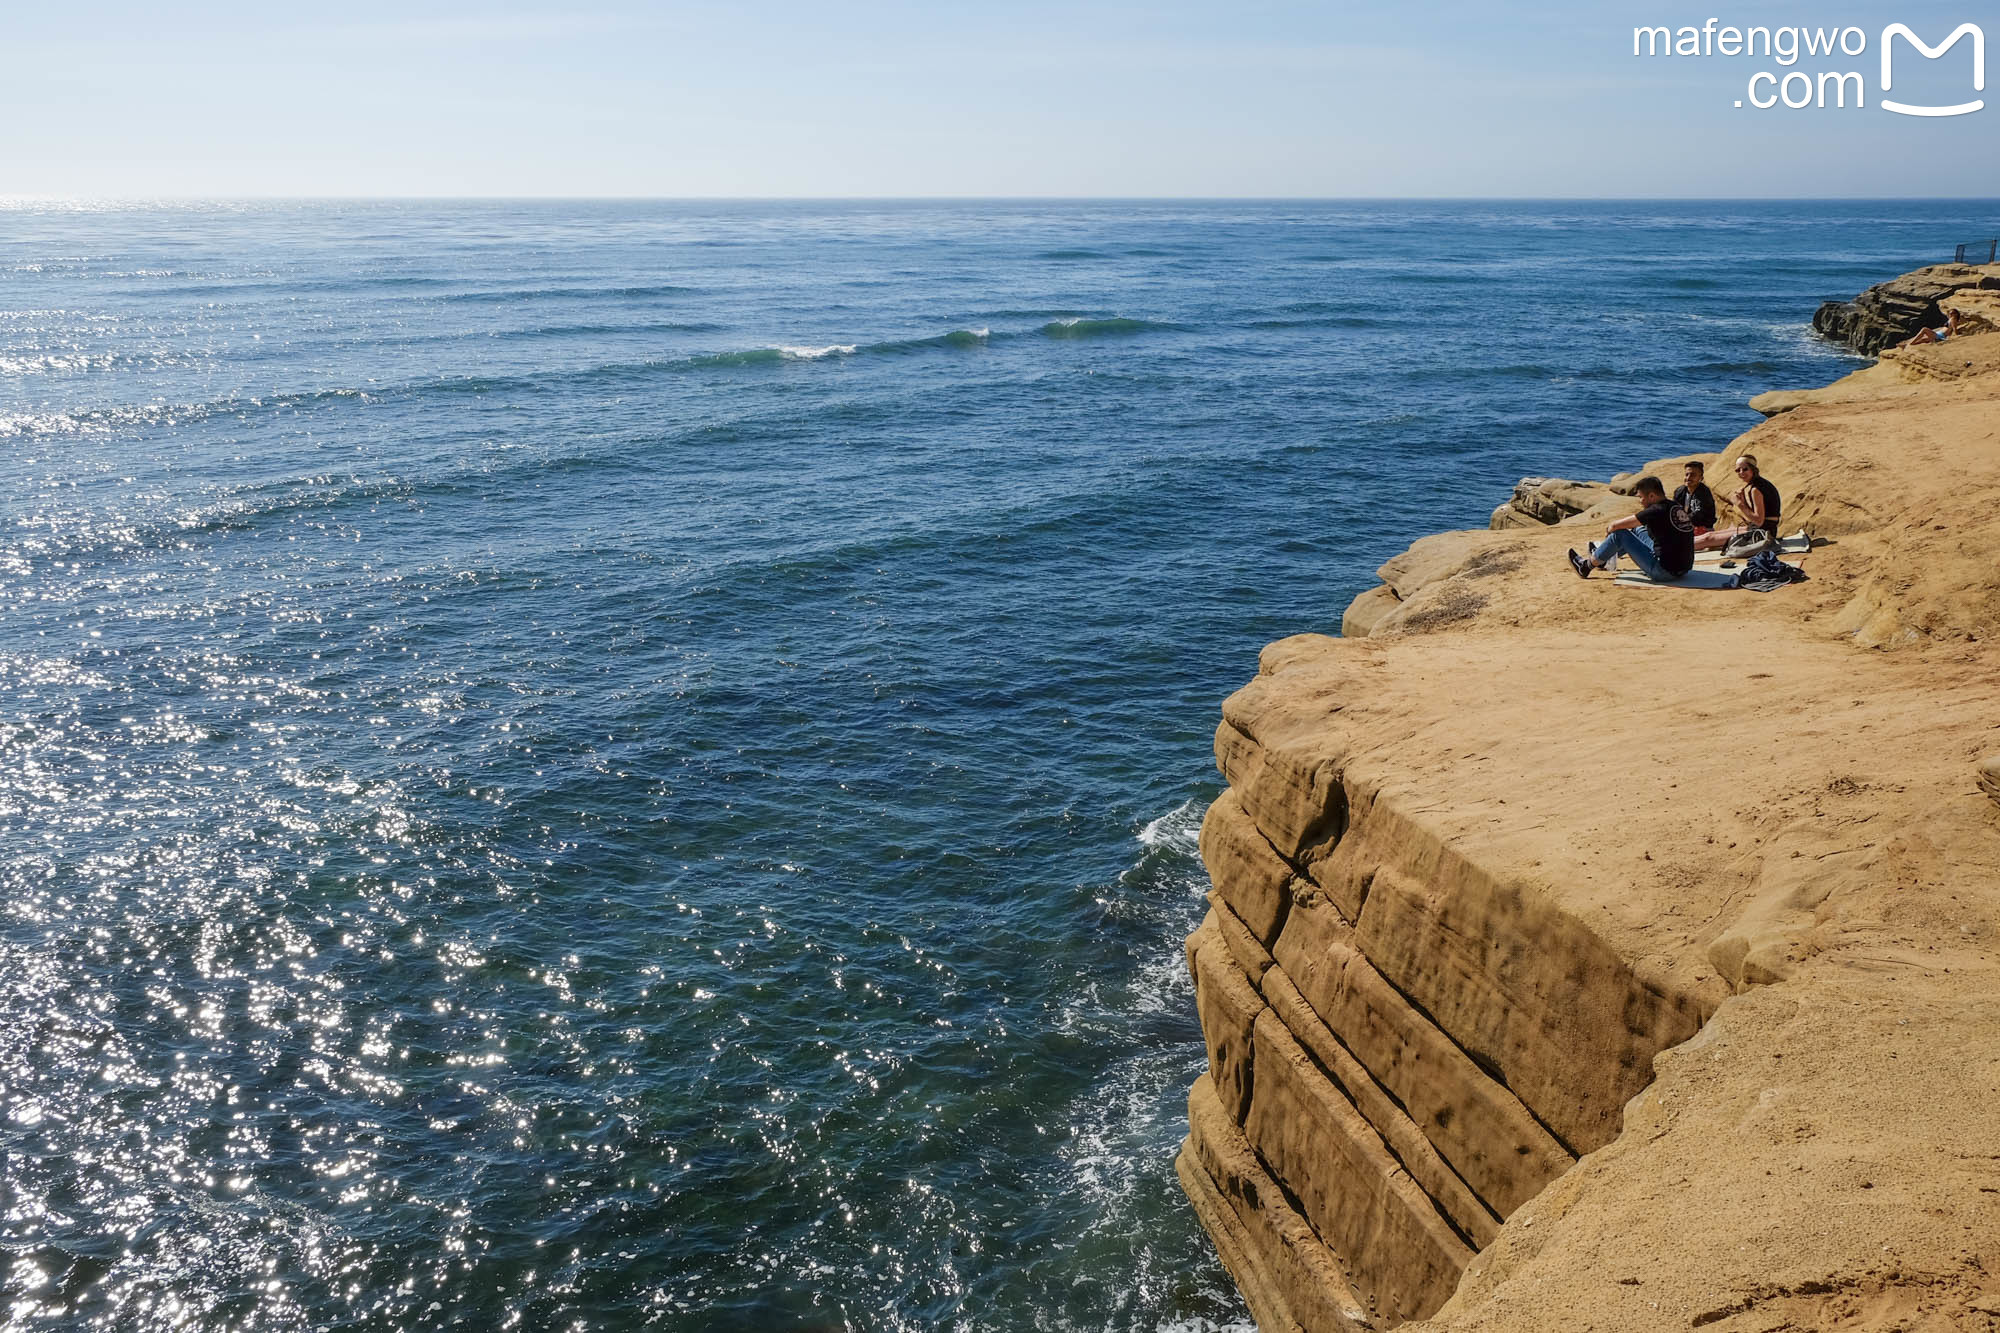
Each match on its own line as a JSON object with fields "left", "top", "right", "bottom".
{"left": 1182, "top": 273, "right": 2000, "bottom": 1333}
{"left": 1811, "top": 262, "right": 2000, "bottom": 355}
{"left": 1486, "top": 477, "right": 1625, "bottom": 531}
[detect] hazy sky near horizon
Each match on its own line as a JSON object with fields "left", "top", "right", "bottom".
{"left": 4, "top": 1, "right": 1994, "bottom": 198}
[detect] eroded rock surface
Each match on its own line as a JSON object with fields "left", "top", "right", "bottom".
{"left": 1487, "top": 477, "right": 1620, "bottom": 531}
{"left": 1811, "top": 263, "right": 2000, "bottom": 354}
{"left": 1183, "top": 280, "right": 2000, "bottom": 1332}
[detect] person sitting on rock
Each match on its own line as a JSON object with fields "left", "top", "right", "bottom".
{"left": 1901, "top": 309, "right": 1962, "bottom": 348}
{"left": 1695, "top": 454, "right": 1780, "bottom": 551}
{"left": 1568, "top": 475, "right": 1693, "bottom": 582}
{"left": 1674, "top": 460, "right": 1717, "bottom": 537}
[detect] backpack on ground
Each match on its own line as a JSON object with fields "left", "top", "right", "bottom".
{"left": 1722, "top": 530, "right": 1774, "bottom": 560}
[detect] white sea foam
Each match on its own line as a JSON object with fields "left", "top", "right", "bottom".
{"left": 776, "top": 343, "right": 858, "bottom": 360}
{"left": 1137, "top": 797, "right": 1205, "bottom": 857}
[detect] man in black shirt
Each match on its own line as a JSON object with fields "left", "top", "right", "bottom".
{"left": 1567, "top": 475, "right": 1695, "bottom": 582}
{"left": 1674, "top": 460, "right": 1717, "bottom": 535}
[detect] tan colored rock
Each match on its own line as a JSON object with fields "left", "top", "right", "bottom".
{"left": 1199, "top": 789, "right": 1298, "bottom": 948}
{"left": 1209, "top": 890, "right": 1278, "bottom": 984}
{"left": 1813, "top": 262, "right": 2000, "bottom": 353}
{"left": 1183, "top": 1076, "right": 1375, "bottom": 1333}
{"left": 1486, "top": 503, "right": 1544, "bottom": 531}
{"left": 1944, "top": 287, "right": 2000, "bottom": 334}
{"left": 1190, "top": 914, "right": 1263, "bottom": 1124}
{"left": 1751, "top": 327, "right": 2000, "bottom": 416}
{"left": 1376, "top": 532, "right": 1530, "bottom": 602}
{"left": 1487, "top": 478, "right": 1624, "bottom": 531}
{"left": 1342, "top": 583, "right": 1402, "bottom": 637}
{"left": 1405, "top": 968, "right": 2000, "bottom": 1333}
{"left": 1356, "top": 863, "right": 1707, "bottom": 1154}
{"left": 1273, "top": 890, "right": 1573, "bottom": 1218}
{"left": 1248, "top": 1009, "right": 1476, "bottom": 1324}
{"left": 1748, "top": 360, "right": 1910, "bottom": 417}
{"left": 1184, "top": 265, "right": 2000, "bottom": 1333}
{"left": 1262, "top": 964, "right": 1503, "bottom": 1249}
{"left": 1214, "top": 717, "right": 1348, "bottom": 863}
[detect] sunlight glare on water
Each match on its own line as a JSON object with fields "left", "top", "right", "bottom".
{"left": 0, "top": 197, "right": 1943, "bottom": 1329}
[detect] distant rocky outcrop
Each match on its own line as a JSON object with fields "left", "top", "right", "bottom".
{"left": 1811, "top": 263, "right": 2000, "bottom": 354}
{"left": 1486, "top": 477, "right": 1620, "bottom": 530}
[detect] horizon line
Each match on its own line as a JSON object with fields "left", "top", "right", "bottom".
{"left": 5, "top": 193, "right": 2000, "bottom": 206}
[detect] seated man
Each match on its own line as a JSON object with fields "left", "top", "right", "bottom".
{"left": 1674, "top": 460, "right": 1717, "bottom": 536}
{"left": 1901, "top": 309, "right": 1962, "bottom": 348}
{"left": 1567, "top": 475, "right": 1694, "bottom": 582}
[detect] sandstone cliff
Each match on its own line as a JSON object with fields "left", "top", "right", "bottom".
{"left": 1811, "top": 263, "right": 2000, "bottom": 355}
{"left": 1180, "top": 275, "right": 2000, "bottom": 1332}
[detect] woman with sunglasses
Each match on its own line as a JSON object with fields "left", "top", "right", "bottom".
{"left": 1694, "top": 453, "right": 1780, "bottom": 551}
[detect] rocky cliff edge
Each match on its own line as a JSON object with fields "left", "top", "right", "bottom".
{"left": 1179, "top": 276, "right": 2000, "bottom": 1333}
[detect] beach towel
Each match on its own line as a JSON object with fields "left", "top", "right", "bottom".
{"left": 1600, "top": 532, "right": 1808, "bottom": 572}
{"left": 1611, "top": 568, "right": 1739, "bottom": 589}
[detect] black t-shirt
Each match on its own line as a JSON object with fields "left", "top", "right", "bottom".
{"left": 1637, "top": 499, "right": 1696, "bottom": 575}
{"left": 1674, "top": 482, "right": 1717, "bottom": 530}
{"left": 1748, "top": 476, "right": 1781, "bottom": 534}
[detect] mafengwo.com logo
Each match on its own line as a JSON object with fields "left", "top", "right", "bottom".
{"left": 1633, "top": 19, "right": 1984, "bottom": 114}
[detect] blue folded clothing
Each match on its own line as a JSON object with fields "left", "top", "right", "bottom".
{"left": 1732, "top": 549, "right": 1809, "bottom": 591}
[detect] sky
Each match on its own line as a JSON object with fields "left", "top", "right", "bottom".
{"left": 3, "top": 0, "right": 1993, "bottom": 197}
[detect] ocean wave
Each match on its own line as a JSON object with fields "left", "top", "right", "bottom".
{"left": 0, "top": 308, "right": 122, "bottom": 322}
{"left": 1037, "top": 317, "right": 1176, "bottom": 340}
{"left": 3, "top": 472, "right": 424, "bottom": 567}
{"left": 1247, "top": 315, "right": 1384, "bottom": 330}
{"left": 488, "top": 319, "right": 728, "bottom": 341}
{"left": 119, "top": 277, "right": 707, "bottom": 303}
{"left": 1136, "top": 798, "right": 1205, "bottom": 856}
{"left": 982, "top": 309, "right": 1088, "bottom": 320}
{"left": 684, "top": 329, "right": 990, "bottom": 369}
{"left": 440, "top": 283, "right": 700, "bottom": 304}
{"left": 1686, "top": 359, "right": 1783, "bottom": 375}
{"left": 0, "top": 315, "right": 1108, "bottom": 446}
{"left": 875, "top": 327, "right": 990, "bottom": 353}
{"left": 1, "top": 440, "right": 683, "bottom": 569}
{"left": 685, "top": 344, "right": 854, "bottom": 369}
{"left": 0, "top": 328, "right": 1002, "bottom": 441}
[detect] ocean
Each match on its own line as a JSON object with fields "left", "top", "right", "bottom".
{"left": 0, "top": 198, "right": 1982, "bottom": 1331}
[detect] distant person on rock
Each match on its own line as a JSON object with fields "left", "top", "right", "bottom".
{"left": 1695, "top": 454, "right": 1780, "bottom": 551}
{"left": 1674, "top": 460, "right": 1717, "bottom": 536}
{"left": 1901, "top": 309, "right": 1962, "bottom": 347}
{"left": 1568, "top": 475, "right": 1694, "bottom": 582}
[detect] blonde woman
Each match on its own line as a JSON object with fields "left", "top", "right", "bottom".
{"left": 1693, "top": 454, "right": 1780, "bottom": 552}
{"left": 1901, "top": 309, "right": 1962, "bottom": 348}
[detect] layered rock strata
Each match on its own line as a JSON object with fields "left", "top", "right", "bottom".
{"left": 1486, "top": 477, "right": 1621, "bottom": 531}
{"left": 1810, "top": 262, "right": 2000, "bottom": 354}
{"left": 1182, "top": 275, "right": 2000, "bottom": 1332}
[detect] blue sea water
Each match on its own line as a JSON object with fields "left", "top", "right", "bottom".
{"left": 0, "top": 198, "right": 1986, "bottom": 1331}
